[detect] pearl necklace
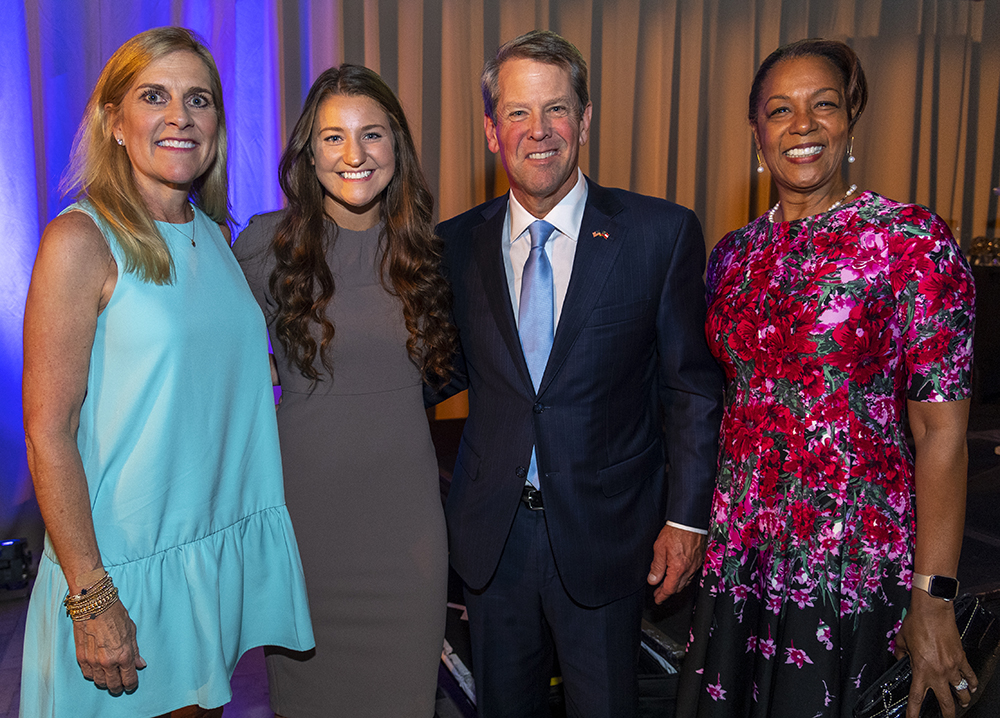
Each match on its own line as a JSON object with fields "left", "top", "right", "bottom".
{"left": 768, "top": 184, "right": 858, "bottom": 224}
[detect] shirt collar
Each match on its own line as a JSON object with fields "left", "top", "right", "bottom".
{"left": 508, "top": 168, "right": 588, "bottom": 243}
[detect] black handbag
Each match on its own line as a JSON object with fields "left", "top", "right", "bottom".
{"left": 853, "top": 594, "right": 1000, "bottom": 718}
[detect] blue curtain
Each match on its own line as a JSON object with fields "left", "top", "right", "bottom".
{"left": 2, "top": 0, "right": 289, "bottom": 544}
{"left": 1, "top": 0, "right": 39, "bottom": 539}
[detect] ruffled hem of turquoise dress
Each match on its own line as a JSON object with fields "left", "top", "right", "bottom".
{"left": 20, "top": 504, "right": 314, "bottom": 718}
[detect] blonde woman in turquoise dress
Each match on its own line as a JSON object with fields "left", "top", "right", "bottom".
{"left": 21, "top": 28, "right": 313, "bottom": 718}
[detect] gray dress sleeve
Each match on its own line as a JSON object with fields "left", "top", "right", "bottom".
{"left": 233, "top": 210, "right": 286, "bottom": 319}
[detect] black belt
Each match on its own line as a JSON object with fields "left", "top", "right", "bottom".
{"left": 520, "top": 485, "right": 544, "bottom": 510}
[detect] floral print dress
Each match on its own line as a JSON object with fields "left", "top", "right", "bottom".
{"left": 676, "top": 192, "right": 975, "bottom": 718}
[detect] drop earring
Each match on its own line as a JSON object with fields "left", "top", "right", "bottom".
{"left": 756, "top": 147, "right": 765, "bottom": 174}
{"left": 847, "top": 136, "right": 855, "bottom": 164}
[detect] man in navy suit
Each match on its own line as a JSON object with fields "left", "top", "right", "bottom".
{"left": 434, "top": 30, "right": 723, "bottom": 718}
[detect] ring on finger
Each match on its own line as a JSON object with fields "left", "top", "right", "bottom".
{"left": 952, "top": 678, "right": 969, "bottom": 692}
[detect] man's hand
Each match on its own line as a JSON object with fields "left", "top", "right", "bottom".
{"left": 647, "top": 524, "right": 706, "bottom": 604}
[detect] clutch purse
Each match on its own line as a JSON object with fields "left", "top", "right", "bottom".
{"left": 853, "top": 594, "right": 1000, "bottom": 718}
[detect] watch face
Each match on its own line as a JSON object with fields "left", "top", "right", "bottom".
{"left": 929, "top": 575, "right": 960, "bottom": 600}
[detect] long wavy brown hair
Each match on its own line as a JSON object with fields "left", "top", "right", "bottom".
{"left": 270, "top": 64, "right": 456, "bottom": 388}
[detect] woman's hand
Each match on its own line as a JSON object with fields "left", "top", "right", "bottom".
{"left": 902, "top": 398, "right": 973, "bottom": 717}
{"left": 895, "top": 590, "right": 977, "bottom": 718}
{"left": 72, "top": 600, "right": 145, "bottom": 695}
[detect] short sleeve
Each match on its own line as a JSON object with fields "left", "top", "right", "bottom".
{"left": 706, "top": 230, "right": 739, "bottom": 304}
{"left": 895, "top": 211, "right": 975, "bottom": 402}
{"left": 232, "top": 212, "right": 281, "bottom": 320}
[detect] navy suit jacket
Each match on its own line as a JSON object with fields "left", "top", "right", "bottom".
{"left": 434, "top": 178, "right": 723, "bottom": 607}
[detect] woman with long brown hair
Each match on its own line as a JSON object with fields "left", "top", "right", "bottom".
{"left": 234, "top": 64, "right": 456, "bottom": 717}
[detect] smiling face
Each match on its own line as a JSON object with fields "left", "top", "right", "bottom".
{"left": 484, "top": 57, "right": 592, "bottom": 218}
{"left": 111, "top": 50, "right": 219, "bottom": 211}
{"left": 311, "top": 93, "right": 396, "bottom": 230}
{"left": 753, "top": 54, "right": 850, "bottom": 203}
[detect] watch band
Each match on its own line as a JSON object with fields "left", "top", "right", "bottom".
{"left": 912, "top": 572, "right": 960, "bottom": 601}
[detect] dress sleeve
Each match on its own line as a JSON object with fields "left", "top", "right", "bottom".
{"left": 705, "top": 231, "right": 736, "bottom": 304}
{"left": 896, "top": 211, "right": 975, "bottom": 402}
{"left": 232, "top": 214, "right": 278, "bottom": 320}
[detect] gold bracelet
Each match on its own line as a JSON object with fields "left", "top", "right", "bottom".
{"left": 65, "top": 572, "right": 112, "bottom": 602}
{"left": 66, "top": 587, "right": 119, "bottom": 621}
{"left": 64, "top": 572, "right": 120, "bottom": 622}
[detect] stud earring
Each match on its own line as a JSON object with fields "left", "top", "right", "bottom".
{"left": 116, "top": 137, "right": 124, "bottom": 146}
{"left": 847, "top": 136, "right": 855, "bottom": 164}
{"left": 755, "top": 147, "right": 765, "bottom": 174}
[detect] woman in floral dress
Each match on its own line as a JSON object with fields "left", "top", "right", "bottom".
{"left": 677, "top": 40, "right": 977, "bottom": 718}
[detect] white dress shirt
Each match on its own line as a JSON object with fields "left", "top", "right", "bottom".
{"left": 503, "top": 168, "right": 588, "bottom": 329}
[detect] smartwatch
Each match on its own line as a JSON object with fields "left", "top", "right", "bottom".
{"left": 912, "top": 572, "right": 959, "bottom": 601}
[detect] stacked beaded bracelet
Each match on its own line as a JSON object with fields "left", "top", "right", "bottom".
{"left": 63, "top": 572, "right": 120, "bottom": 622}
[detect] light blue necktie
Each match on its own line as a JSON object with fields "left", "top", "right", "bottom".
{"left": 519, "top": 219, "right": 555, "bottom": 488}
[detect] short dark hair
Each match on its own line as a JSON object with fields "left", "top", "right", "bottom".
{"left": 481, "top": 30, "right": 589, "bottom": 122}
{"left": 748, "top": 39, "right": 868, "bottom": 130}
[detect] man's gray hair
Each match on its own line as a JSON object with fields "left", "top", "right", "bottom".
{"left": 481, "top": 30, "right": 590, "bottom": 122}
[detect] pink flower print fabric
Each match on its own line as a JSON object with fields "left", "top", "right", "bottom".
{"left": 679, "top": 192, "right": 974, "bottom": 718}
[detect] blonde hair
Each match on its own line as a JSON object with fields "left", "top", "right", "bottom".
{"left": 63, "top": 26, "right": 231, "bottom": 284}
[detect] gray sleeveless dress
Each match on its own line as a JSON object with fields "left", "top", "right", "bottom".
{"left": 234, "top": 211, "right": 447, "bottom": 718}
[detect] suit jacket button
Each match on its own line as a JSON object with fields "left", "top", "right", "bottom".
{"left": 515, "top": 466, "right": 527, "bottom": 479}
{"left": 533, "top": 402, "right": 544, "bottom": 414}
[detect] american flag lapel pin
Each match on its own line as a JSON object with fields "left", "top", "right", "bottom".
{"left": 592, "top": 231, "right": 609, "bottom": 239}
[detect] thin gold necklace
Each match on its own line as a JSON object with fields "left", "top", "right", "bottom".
{"left": 175, "top": 217, "right": 196, "bottom": 247}
{"left": 768, "top": 184, "right": 858, "bottom": 224}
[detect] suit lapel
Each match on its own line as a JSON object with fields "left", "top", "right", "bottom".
{"left": 471, "top": 197, "right": 536, "bottom": 394}
{"left": 538, "top": 181, "right": 626, "bottom": 395}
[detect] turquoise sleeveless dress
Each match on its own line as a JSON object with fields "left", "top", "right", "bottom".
{"left": 20, "top": 203, "right": 314, "bottom": 718}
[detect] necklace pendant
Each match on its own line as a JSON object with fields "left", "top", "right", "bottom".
{"left": 178, "top": 214, "right": 197, "bottom": 247}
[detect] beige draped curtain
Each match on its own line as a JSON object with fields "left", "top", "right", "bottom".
{"left": 286, "top": 0, "right": 998, "bottom": 417}
{"left": 273, "top": 0, "right": 995, "bottom": 417}
{"left": 273, "top": 0, "right": 997, "bottom": 246}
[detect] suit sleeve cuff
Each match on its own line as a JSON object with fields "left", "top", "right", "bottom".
{"left": 665, "top": 521, "right": 708, "bottom": 535}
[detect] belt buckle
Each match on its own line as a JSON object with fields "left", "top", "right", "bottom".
{"left": 521, "top": 486, "right": 544, "bottom": 510}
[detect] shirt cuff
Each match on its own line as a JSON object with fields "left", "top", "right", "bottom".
{"left": 665, "top": 521, "right": 708, "bottom": 535}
